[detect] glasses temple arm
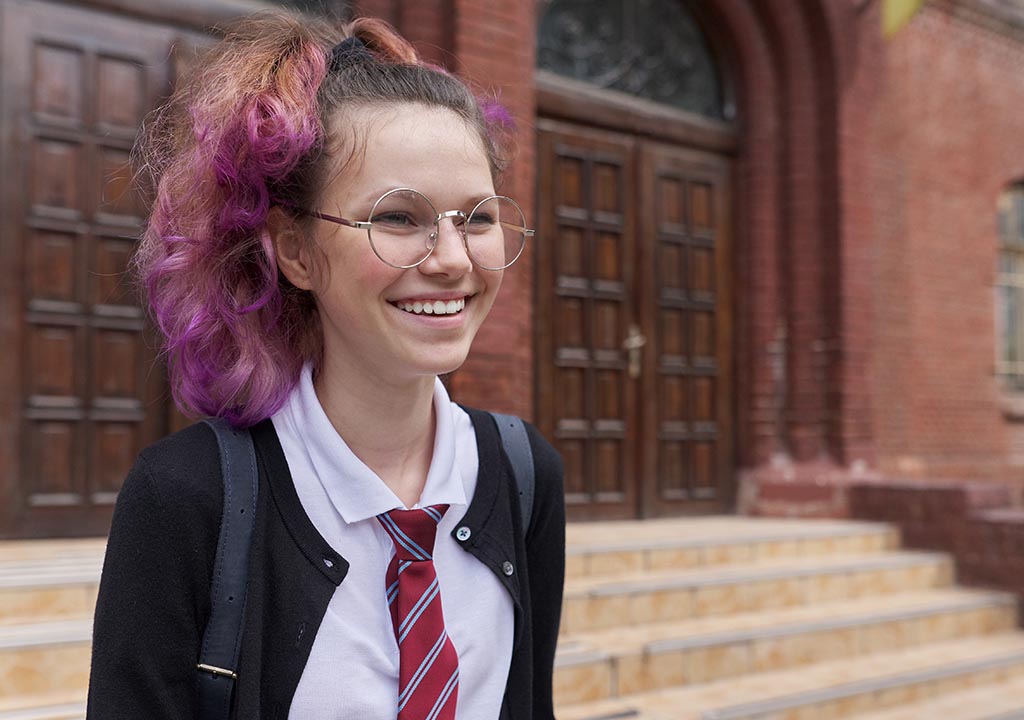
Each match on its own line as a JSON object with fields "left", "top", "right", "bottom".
{"left": 304, "top": 209, "right": 370, "bottom": 229}
{"left": 499, "top": 220, "right": 535, "bottom": 236}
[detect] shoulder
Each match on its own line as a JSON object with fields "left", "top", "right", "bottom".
{"left": 460, "top": 406, "right": 564, "bottom": 490}
{"left": 137, "top": 421, "right": 220, "bottom": 471}
{"left": 121, "top": 422, "right": 223, "bottom": 529}
{"left": 101, "top": 423, "right": 225, "bottom": 601}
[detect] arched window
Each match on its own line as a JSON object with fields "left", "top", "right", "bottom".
{"left": 537, "top": 0, "right": 729, "bottom": 119}
{"left": 997, "top": 184, "right": 1024, "bottom": 389}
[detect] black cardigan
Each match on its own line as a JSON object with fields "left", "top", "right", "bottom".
{"left": 86, "top": 407, "right": 565, "bottom": 720}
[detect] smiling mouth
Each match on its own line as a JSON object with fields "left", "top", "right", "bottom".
{"left": 392, "top": 298, "right": 467, "bottom": 316}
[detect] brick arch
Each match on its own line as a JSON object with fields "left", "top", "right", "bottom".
{"left": 689, "top": 0, "right": 858, "bottom": 470}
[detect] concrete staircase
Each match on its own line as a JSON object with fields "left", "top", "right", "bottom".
{"left": 0, "top": 540, "right": 101, "bottom": 720}
{"left": 2, "top": 518, "right": 1024, "bottom": 719}
{"left": 555, "top": 518, "right": 1024, "bottom": 719}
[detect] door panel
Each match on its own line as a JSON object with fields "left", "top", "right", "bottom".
{"left": 0, "top": 1, "right": 176, "bottom": 538}
{"left": 536, "top": 120, "right": 638, "bottom": 521}
{"left": 638, "top": 143, "right": 733, "bottom": 516}
{"left": 536, "top": 121, "right": 733, "bottom": 519}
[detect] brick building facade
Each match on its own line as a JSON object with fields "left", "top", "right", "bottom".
{"left": 1, "top": 0, "right": 1023, "bottom": 537}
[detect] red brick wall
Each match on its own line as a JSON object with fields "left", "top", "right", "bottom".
{"left": 859, "top": 4, "right": 1024, "bottom": 479}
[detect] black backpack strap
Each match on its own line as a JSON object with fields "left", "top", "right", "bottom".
{"left": 489, "top": 412, "right": 535, "bottom": 535}
{"left": 197, "top": 418, "right": 259, "bottom": 720}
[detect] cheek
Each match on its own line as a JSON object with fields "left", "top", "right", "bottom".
{"left": 316, "top": 253, "right": 405, "bottom": 317}
{"left": 309, "top": 237, "right": 385, "bottom": 294}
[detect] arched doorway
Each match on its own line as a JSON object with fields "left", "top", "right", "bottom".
{"left": 534, "top": 0, "right": 737, "bottom": 520}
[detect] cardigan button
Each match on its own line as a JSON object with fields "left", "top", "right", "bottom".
{"left": 456, "top": 526, "right": 472, "bottom": 542}
{"left": 502, "top": 561, "right": 514, "bottom": 576}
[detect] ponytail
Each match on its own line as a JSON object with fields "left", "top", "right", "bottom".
{"left": 135, "top": 13, "right": 333, "bottom": 427}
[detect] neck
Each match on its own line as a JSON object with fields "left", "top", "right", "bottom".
{"left": 313, "top": 354, "right": 437, "bottom": 509}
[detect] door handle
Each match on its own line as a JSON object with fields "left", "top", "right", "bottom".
{"left": 622, "top": 323, "right": 647, "bottom": 379}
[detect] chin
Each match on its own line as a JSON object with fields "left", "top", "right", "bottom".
{"left": 410, "top": 348, "right": 472, "bottom": 378}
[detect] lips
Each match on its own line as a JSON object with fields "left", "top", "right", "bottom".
{"left": 393, "top": 297, "right": 467, "bottom": 316}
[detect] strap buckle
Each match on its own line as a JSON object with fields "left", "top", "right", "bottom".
{"left": 197, "top": 663, "right": 238, "bottom": 680}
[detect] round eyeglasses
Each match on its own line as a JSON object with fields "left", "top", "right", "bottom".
{"left": 300, "top": 188, "right": 534, "bottom": 271}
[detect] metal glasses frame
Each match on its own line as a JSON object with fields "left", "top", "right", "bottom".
{"left": 300, "top": 187, "right": 535, "bottom": 271}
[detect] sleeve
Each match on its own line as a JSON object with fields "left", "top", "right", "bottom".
{"left": 524, "top": 422, "right": 566, "bottom": 720}
{"left": 86, "top": 452, "right": 215, "bottom": 720}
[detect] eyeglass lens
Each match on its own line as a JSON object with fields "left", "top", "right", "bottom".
{"left": 364, "top": 189, "right": 526, "bottom": 270}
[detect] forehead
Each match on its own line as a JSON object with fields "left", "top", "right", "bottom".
{"left": 322, "top": 103, "right": 494, "bottom": 203}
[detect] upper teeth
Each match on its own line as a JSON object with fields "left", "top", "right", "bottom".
{"left": 397, "top": 298, "right": 466, "bottom": 315}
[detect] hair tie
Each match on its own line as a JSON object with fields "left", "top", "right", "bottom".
{"left": 328, "top": 36, "right": 374, "bottom": 72}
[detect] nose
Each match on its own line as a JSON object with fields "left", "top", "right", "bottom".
{"left": 420, "top": 214, "right": 473, "bottom": 276}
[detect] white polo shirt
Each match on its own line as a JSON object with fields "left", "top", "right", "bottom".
{"left": 272, "top": 365, "right": 514, "bottom": 719}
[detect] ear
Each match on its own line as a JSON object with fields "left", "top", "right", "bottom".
{"left": 267, "top": 206, "right": 315, "bottom": 291}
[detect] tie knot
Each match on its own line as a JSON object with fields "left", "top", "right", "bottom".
{"left": 377, "top": 505, "right": 449, "bottom": 561}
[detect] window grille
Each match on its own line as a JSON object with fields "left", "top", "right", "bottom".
{"left": 537, "top": 0, "right": 728, "bottom": 119}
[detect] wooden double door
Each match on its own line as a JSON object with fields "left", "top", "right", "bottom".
{"left": 535, "top": 119, "right": 733, "bottom": 521}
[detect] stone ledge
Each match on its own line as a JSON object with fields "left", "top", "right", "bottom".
{"left": 565, "top": 523, "right": 892, "bottom": 556}
{"left": 737, "top": 461, "right": 876, "bottom": 518}
{"left": 848, "top": 480, "right": 1024, "bottom": 605}
{"left": 0, "top": 620, "right": 92, "bottom": 651}
{"left": 0, "top": 699, "right": 85, "bottom": 720}
{"left": 702, "top": 646, "right": 1024, "bottom": 720}
{"left": 567, "top": 552, "right": 948, "bottom": 598}
{"left": 646, "top": 592, "right": 1015, "bottom": 654}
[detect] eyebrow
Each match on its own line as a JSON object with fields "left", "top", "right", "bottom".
{"left": 363, "top": 188, "right": 498, "bottom": 207}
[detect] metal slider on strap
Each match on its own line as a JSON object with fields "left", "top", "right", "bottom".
{"left": 197, "top": 663, "right": 238, "bottom": 680}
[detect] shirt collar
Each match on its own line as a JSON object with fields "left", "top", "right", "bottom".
{"left": 291, "top": 364, "right": 466, "bottom": 524}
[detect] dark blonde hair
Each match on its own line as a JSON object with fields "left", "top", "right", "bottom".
{"left": 133, "top": 11, "right": 511, "bottom": 427}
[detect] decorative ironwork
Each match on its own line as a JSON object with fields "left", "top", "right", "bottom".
{"left": 537, "top": 0, "right": 727, "bottom": 119}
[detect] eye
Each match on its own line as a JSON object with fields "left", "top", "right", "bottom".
{"left": 370, "top": 189, "right": 435, "bottom": 233}
{"left": 467, "top": 212, "right": 498, "bottom": 234}
{"left": 372, "top": 209, "right": 415, "bottom": 226}
{"left": 469, "top": 212, "right": 496, "bottom": 225}
{"left": 371, "top": 210, "right": 422, "bottom": 231}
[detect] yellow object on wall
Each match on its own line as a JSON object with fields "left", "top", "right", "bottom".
{"left": 883, "top": 0, "right": 929, "bottom": 36}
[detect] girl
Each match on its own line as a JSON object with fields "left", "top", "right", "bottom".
{"left": 86, "top": 10, "right": 564, "bottom": 720}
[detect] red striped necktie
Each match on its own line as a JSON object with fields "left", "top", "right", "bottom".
{"left": 377, "top": 505, "right": 460, "bottom": 720}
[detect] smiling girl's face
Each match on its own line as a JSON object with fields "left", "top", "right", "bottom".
{"left": 281, "top": 103, "right": 504, "bottom": 386}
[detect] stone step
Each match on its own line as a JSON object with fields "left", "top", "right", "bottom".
{"left": 554, "top": 588, "right": 1017, "bottom": 706}
{"left": 0, "top": 620, "right": 92, "bottom": 698}
{"left": 555, "top": 632, "right": 1024, "bottom": 720}
{"left": 566, "top": 518, "right": 899, "bottom": 579}
{"left": 848, "top": 674, "right": 1024, "bottom": 719}
{"left": 0, "top": 541, "right": 105, "bottom": 564}
{"left": 0, "top": 693, "right": 85, "bottom": 720}
{"left": 0, "top": 542, "right": 104, "bottom": 625}
{"left": 561, "top": 551, "right": 953, "bottom": 634}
